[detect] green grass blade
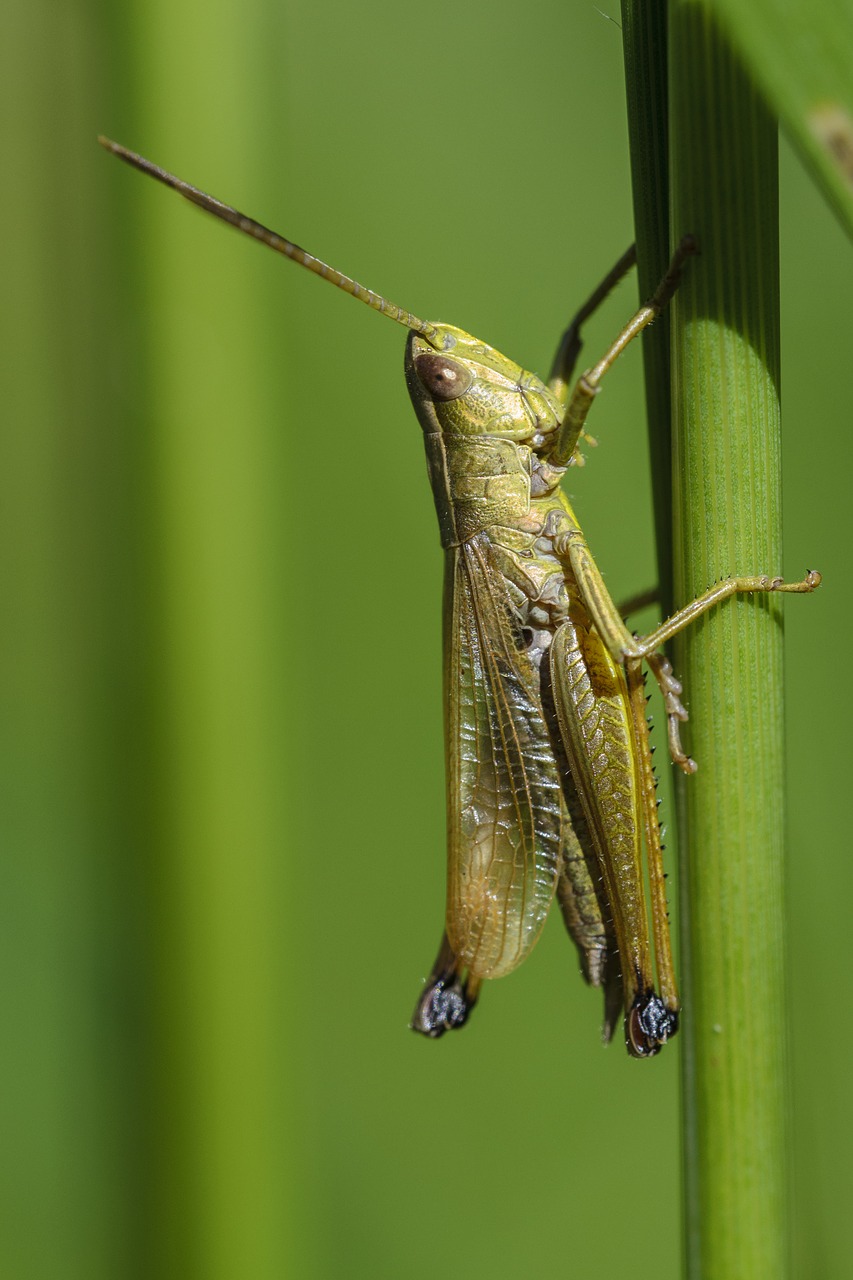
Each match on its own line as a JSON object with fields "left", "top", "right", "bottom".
{"left": 712, "top": 0, "right": 853, "bottom": 241}
{"left": 670, "top": 5, "right": 790, "bottom": 1276}
{"left": 0, "top": 11, "right": 157, "bottom": 1277}
{"left": 127, "top": 24, "right": 300, "bottom": 1274}
{"left": 621, "top": 0, "right": 675, "bottom": 610}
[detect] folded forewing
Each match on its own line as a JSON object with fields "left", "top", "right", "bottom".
{"left": 444, "top": 533, "right": 562, "bottom": 980}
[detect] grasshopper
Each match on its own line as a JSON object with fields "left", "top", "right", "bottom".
{"left": 100, "top": 137, "right": 821, "bottom": 1057}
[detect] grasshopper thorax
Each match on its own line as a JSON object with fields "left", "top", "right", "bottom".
{"left": 405, "top": 326, "right": 561, "bottom": 449}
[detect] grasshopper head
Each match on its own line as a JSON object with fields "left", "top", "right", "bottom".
{"left": 97, "top": 142, "right": 564, "bottom": 451}
{"left": 405, "top": 326, "right": 561, "bottom": 448}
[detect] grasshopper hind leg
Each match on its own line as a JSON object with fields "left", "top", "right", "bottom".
{"left": 411, "top": 934, "right": 481, "bottom": 1038}
{"left": 540, "top": 643, "right": 625, "bottom": 1039}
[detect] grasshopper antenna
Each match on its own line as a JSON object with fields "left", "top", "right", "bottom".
{"left": 98, "top": 137, "right": 442, "bottom": 344}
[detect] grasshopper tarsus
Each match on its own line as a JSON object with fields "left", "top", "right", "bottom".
{"left": 772, "top": 568, "right": 822, "bottom": 592}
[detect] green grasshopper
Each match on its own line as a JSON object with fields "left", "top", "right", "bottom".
{"left": 100, "top": 137, "right": 821, "bottom": 1057}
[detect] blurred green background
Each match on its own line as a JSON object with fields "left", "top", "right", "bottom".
{"left": 2, "top": 1, "right": 851, "bottom": 1277}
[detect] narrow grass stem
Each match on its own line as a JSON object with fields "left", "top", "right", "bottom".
{"left": 669, "top": 6, "right": 789, "bottom": 1277}
{"left": 621, "top": 0, "right": 674, "bottom": 611}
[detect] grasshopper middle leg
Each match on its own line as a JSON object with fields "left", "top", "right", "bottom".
{"left": 558, "top": 530, "right": 821, "bottom": 772}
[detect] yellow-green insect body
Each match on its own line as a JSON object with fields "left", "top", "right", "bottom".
{"left": 405, "top": 323, "right": 672, "bottom": 1051}
{"left": 101, "top": 137, "right": 821, "bottom": 1057}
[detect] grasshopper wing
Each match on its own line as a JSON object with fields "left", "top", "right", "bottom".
{"left": 443, "top": 532, "right": 563, "bottom": 980}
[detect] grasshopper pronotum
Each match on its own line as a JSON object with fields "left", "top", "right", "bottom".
{"left": 100, "top": 137, "right": 821, "bottom": 1057}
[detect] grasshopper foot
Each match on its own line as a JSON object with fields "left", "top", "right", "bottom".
{"left": 765, "top": 568, "right": 822, "bottom": 592}
{"left": 646, "top": 652, "right": 697, "bottom": 774}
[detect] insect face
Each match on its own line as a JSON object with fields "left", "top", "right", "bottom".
{"left": 405, "top": 327, "right": 561, "bottom": 449}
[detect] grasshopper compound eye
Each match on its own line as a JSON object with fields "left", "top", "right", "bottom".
{"left": 414, "top": 353, "right": 473, "bottom": 401}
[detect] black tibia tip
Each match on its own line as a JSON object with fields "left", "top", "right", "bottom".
{"left": 626, "top": 992, "right": 679, "bottom": 1059}
{"left": 411, "top": 975, "right": 478, "bottom": 1038}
